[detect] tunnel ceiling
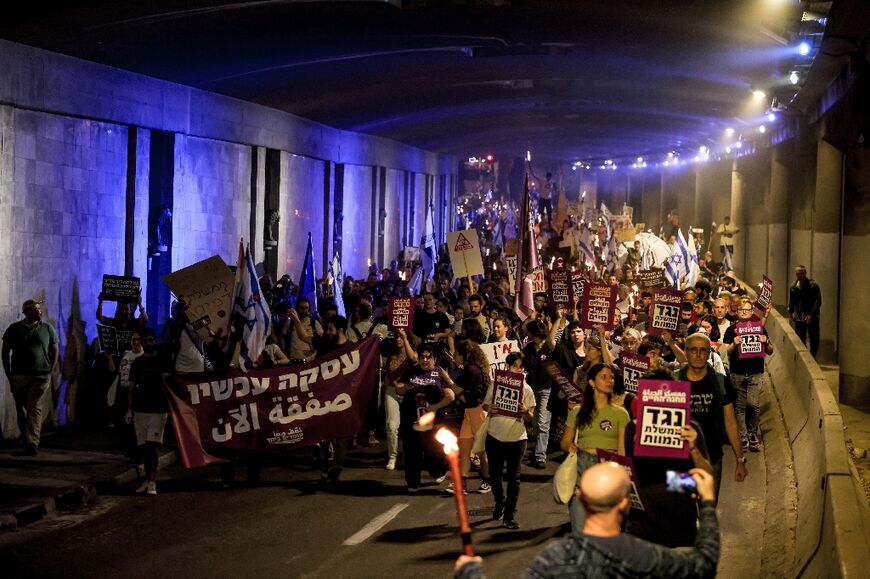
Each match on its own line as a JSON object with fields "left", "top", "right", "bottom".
{"left": 0, "top": 0, "right": 855, "bottom": 165}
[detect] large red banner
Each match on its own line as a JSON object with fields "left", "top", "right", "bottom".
{"left": 165, "top": 336, "right": 382, "bottom": 467}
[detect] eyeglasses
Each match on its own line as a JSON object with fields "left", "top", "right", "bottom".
{"left": 738, "top": 307, "right": 753, "bottom": 312}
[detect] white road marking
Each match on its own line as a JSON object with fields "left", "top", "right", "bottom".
{"left": 342, "top": 503, "right": 409, "bottom": 546}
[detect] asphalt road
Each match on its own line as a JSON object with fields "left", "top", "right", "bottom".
{"left": 0, "top": 447, "right": 572, "bottom": 579}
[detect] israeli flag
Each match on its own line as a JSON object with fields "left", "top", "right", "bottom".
{"left": 330, "top": 253, "right": 346, "bottom": 318}
{"left": 421, "top": 197, "right": 437, "bottom": 280}
{"left": 687, "top": 232, "right": 700, "bottom": 287}
{"left": 234, "top": 242, "right": 271, "bottom": 371}
{"left": 665, "top": 230, "right": 691, "bottom": 288}
{"left": 578, "top": 225, "right": 596, "bottom": 267}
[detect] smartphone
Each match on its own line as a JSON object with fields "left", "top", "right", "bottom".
{"left": 666, "top": 470, "right": 697, "bottom": 493}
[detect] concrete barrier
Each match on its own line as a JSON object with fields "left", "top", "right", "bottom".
{"left": 764, "top": 308, "right": 870, "bottom": 578}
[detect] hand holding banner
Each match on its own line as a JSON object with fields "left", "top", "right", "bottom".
{"left": 634, "top": 379, "right": 691, "bottom": 459}
{"left": 491, "top": 370, "right": 524, "bottom": 419}
{"left": 754, "top": 275, "right": 774, "bottom": 313}
{"left": 542, "top": 361, "right": 583, "bottom": 403}
{"left": 735, "top": 321, "right": 765, "bottom": 358}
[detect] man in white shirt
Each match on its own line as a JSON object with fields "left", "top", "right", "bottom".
{"left": 716, "top": 216, "right": 740, "bottom": 256}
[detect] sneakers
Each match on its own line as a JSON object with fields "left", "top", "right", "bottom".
{"left": 492, "top": 503, "right": 504, "bottom": 521}
{"left": 532, "top": 459, "right": 547, "bottom": 470}
{"left": 477, "top": 481, "right": 492, "bottom": 494}
{"left": 445, "top": 482, "right": 467, "bottom": 495}
{"left": 741, "top": 438, "right": 750, "bottom": 452}
{"left": 14, "top": 445, "right": 38, "bottom": 457}
{"left": 146, "top": 482, "right": 157, "bottom": 496}
{"left": 386, "top": 458, "right": 397, "bottom": 471}
{"left": 502, "top": 518, "right": 520, "bottom": 530}
{"left": 135, "top": 481, "right": 149, "bottom": 494}
{"left": 407, "top": 487, "right": 419, "bottom": 494}
{"left": 434, "top": 473, "right": 448, "bottom": 484}
{"left": 748, "top": 433, "right": 761, "bottom": 453}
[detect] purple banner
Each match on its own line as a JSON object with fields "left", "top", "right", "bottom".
{"left": 542, "top": 360, "right": 584, "bottom": 403}
{"left": 735, "top": 321, "right": 765, "bottom": 358}
{"left": 165, "top": 336, "right": 382, "bottom": 468}
{"left": 634, "top": 379, "right": 691, "bottom": 459}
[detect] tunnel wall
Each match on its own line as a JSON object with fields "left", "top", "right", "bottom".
{"left": 765, "top": 308, "right": 870, "bottom": 578}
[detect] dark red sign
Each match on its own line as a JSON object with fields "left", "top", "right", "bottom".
{"left": 387, "top": 297, "right": 415, "bottom": 331}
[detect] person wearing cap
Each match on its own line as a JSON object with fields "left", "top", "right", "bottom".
{"left": 3, "top": 300, "right": 59, "bottom": 455}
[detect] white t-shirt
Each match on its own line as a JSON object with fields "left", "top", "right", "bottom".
{"left": 118, "top": 350, "right": 143, "bottom": 389}
{"left": 484, "top": 381, "right": 536, "bottom": 443}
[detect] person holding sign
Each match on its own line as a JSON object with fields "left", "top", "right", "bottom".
{"left": 561, "top": 363, "right": 630, "bottom": 533}
{"left": 483, "top": 352, "right": 535, "bottom": 530}
{"left": 96, "top": 291, "right": 148, "bottom": 332}
{"left": 449, "top": 340, "right": 492, "bottom": 495}
{"left": 723, "top": 298, "right": 773, "bottom": 453}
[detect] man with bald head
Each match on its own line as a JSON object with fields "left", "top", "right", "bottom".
{"left": 455, "top": 461, "right": 719, "bottom": 578}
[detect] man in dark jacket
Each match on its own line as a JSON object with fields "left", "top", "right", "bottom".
{"left": 788, "top": 265, "right": 822, "bottom": 357}
{"left": 454, "top": 462, "right": 719, "bottom": 578}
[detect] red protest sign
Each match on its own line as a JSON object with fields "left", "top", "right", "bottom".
{"left": 634, "top": 379, "right": 691, "bottom": 459}
{"left": 491, "top": 370, "right": 524, "bottom": 419}
{"left": 542, "top": 361, "right": 584, "bottom": 403}
{"left": 754, "top": 275, "right": 773, "bottom": 312}
{"left": 735, "top": 321, "right": 765, "bottom": 358}
{"left": 580, "top": 283, "right": 617, "bottom": 331}
{"left": 596, "top": 450, "right": 646, "bottom": 511}
{"left": 620, "top": 352, "right": 650, "bottom": 396}
{"left": 165, "top": 337, "right": 382, "bottom": 467}
{"left": 547, "top": 268, "right": 572, "bottom": 309}
{"left": 571, "top": 270, "right": 586, "bottom": 309}
{"left": 387, "top": 297, "right": 415, "bottom": 331}
{"left": 648, "top": 289, "right": 683, "bottom": 336}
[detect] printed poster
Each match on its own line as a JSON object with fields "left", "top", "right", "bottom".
{"left": 447, "top": 229, "right": 485, "bottom": 278}
{"left": 491, "top": 370, "right": 524, "bottom": 419}
{"left": 542, "top": 361, "right": 583, "bottom": 403}
{"left": 481, "top": 340, "right": 521, "bottom": 380}
{"left": 735, "top": 321, "right": 765, "bottom": 359}
{"left": 754, "top": 275, "right": 774, "bottom": 312}
{"left": 580, "top": 283, "right": 617, "bottom": 331}
{"left": 547, "top": 268, "right": 572, "bottom": 309}
{"left": 101, "top": 274, "right": 141, "bottom": 303}
{"left": 620, "top": 352, "right": 651, "bottom": 396}
{"left": 596, "top": 449, "right": 645, "bottom": 511}
{"left": 634, "top": 379, "right": 691, "bottom": 459}
{"left": 637, "top": 269, "right": 667, "bottom": 289}
{"left": 387, "top": 297, "right": 415, "bottom": 331}
{"left": 648, "top": 289, "right": 683, "bottom": 336}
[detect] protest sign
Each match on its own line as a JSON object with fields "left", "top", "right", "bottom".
{"left": 596, "top": 449, "right": 645, "bottom": 511}
{"left": 620, "top": 352, "right": 651, "bottom": 396}
{"left": 542, "top": 361, "right": 583, "bottom": 403}
{"left": 634, "top": 379, "right": 691, "bottom": 459}
{"left": 481, "top": 340, "right": 521, "bottom": 380}
{"left": 162, "top": 255, "right": 234, "bottom": 335}
{"left": 101, "top": 275, "right": 140, "bottom": 303}
{"left": 96, "top": 325, "right": 134, "bottom": 357}
{"left": 637, "top": 269, "right": 667, "bottom": 289}
{"left": 580, "top": 283, "right": 617, "bottom": 331}
{"left": 754, "top": 275, "right": 774, "bottom": 312}
{"left": 165, "top": 336, "right": 381, "bottom": 468}
{"left": 504, "top": 238, "right": 518, "bottom": 257}
{"left": 616, "top": 228, "right": 637, "bottom": 243}
{"left": 505, "top": 256, "right": 517, "bottom": 293}
{"left": 547, "top": 268, "right": 572, "bottom": 309}
{"left": 571, "top": 271, "right": 586, "bottom": 308}
{"left": 531, "top": 267, "right": 547, "bottom": 293}
{"left": 447, "top": 229, "right": 485, "bottom": 278}
{"left": 491, "top": 370, "right": 524, "bottom": 419}
{"left": 648, "top": 289, "right": 683, "bottom": 335}
{"left": 387, "top": 297, "right": 415, "bottom": 331}
{"left": 403, "top": 246, "right": 422, "bottom": 262}
{"left": 735, "top": 321, "right": 765, "bottom": 358}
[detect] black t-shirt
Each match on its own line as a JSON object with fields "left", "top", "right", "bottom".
{"left": 456, "top": 364, "right": 487, "bottom": 408}
{"left": 552, "top": 342, "right": 584, "bottom": 378}
{"left": 412, "top": 309, "right": 451, "bottom": 341}
{"left": 685, "top": 370, "right": 734, "bottom": 463}
{"left": 399, "top": 365, "right": 447, "bottom": 429}
{"left": 129, "top": 354, "right": 169, "bottom": 413}
{"left": 522, "top": 341, "right": 554, "bottom": 392}
{"left": 723, "top": 324, "right": 767, "bottom": 375}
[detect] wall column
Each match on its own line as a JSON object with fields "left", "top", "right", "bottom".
{"left": 811, "top": 137, "right": 842, "bottom": 363}
{"left": 744, "top": 157, "right": 769, "bottom": 287}
{"left": 767, "top": 152, "right": 790, "bottom": 305}
{"left": 730, "top": 161, "right": 747, "bottom": 274}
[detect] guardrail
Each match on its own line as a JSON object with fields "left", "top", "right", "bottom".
{"left": 764, "top": 308, "right": 870, "bottom": 578}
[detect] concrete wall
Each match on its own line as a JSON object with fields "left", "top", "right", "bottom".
{"left": 765, "top": 308, "right": 870, "bottom": 578}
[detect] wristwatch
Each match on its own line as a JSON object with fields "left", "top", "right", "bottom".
{"left": 736, "top": 456, "right": 747, "bottom": 464}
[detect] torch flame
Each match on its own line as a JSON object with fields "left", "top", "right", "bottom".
{"left": 414, "top": 411, "right": 436, "bottom": 431}
{"left": 435, "top": 427, "right": 459, "bottom": 455}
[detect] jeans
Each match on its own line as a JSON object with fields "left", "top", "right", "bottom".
{"left": 794, "top": 319, "right": 820, "bottom": 358}
{"left": 11, "top": 374, "right": 52, "bottom": 448}
{"left": 533, "top": 388, "right": 552, "bottom": 462}
{"left": 568, "top": 451, "right": 600, "bottom": 533}
{"left": 384, "top": 386, "right": 402, "bottom": 461}
{"left": 486, "top": 435, "right": 527, "bottom": 520}
{"left": 731, "top": 372, "right": 761, "bottom": 440}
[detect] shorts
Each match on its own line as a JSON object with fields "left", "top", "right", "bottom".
{"left": 459, "top": 406, "right": 487, "bottom": 439}
{"left": 134, "top": 412, "right": 168, "bottom": 445}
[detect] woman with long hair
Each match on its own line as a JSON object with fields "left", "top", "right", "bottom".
{"left": 448, "top": 339, "right": 492, "bottom": 494}
{"left": 560, "top": 362, "right": 630, "bottom": 533}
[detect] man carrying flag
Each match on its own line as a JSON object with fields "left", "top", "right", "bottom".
{"left": 288, "top": 234, "right": 323, "bottom": 364}
{"left": 665, "top": 230, "right": 691, "bottom": 289}
{"left": 231, "top": 240, "right": 272, "bottom": 371}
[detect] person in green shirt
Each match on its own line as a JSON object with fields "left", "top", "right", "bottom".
{"left": 2, "top": 299, "right": 59, "bottom": 455}
{"left": 561, "top": 363, "right": 629, "bottom": 533}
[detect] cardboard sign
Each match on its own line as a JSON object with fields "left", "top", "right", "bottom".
{"left": 162, "top": 255, "right": 235, "bottom": 335}
{"left": 547, "top": 268, "right": 572, "bottom": 308}
{"left": 96, "top": 324, "right": 134, "bottom": 357}
{"left": 620, "top": 352, "right": 651, "bottom": 395}
{"left": 505, "top": 256, "right": 517, "bottom": 294}
{"left": 634, "top": 379, "right": 691, "bottom": 459}
{"left": 580, "top": 283, "right": 617, "bottom": 331}
{"left": 491, "top": 370, "right": 524, "bottom": 419}
{"left": 447, "top": 229, "right": 485, "bottom": 278}
{"left": 754, "top": 275, "right": 774, "bottom": 312}
{"left": 387, "top": 297, "right": 415, "bottom": 331}
{"left": 482, "top": 340, "right": 521, "bottom": 380}
{"left": 596, "top": 449, "right": 645, "bottom": 511}
{"left": 648, "top": 289, "right": 683, "bottom": 335}
{"left": 616, "top": 228, "right": 637, "bottom": 243}
{"left": 542, "top": 361, "right": 584, "bottom": 403}
{"left": 637, "top": 269, "right": 667, "bottom": 289}
{"left": 531, "top": 267, "right": 547, "bottom": 294}
{"left": 101, "top": 275, "right": 141, "bottom": 303}
{"left": 735, "top": 321, "right": 765, "bottom": 358}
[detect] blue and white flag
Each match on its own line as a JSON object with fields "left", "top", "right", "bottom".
{"left": 664, "top": 230, "right": 691, "bottom": 288}
{"left": 407, "top": 266, "right": 423, "bottom": 296}
{"left": 722, "top": 244, "right": 733, "bottom": 273}
{"left": 600, "top": 202, "right": 613, "bottom": 241}
{"left": 421, "top": 196, "right": 437, "bottom": 281}
{"left": 578, "top": 224, "right": 596, "bottom": 267}
{"left": 297, "top": 232, "right": 318, "bottom": 313}
{"left": 330, "top": 253, "right": 346, "bottom": 318}
{"left": 687, "top": 232, "right": 700, "bottom": 287}
{"left": 233, "top": 241, "right": 272, "bottom": 372}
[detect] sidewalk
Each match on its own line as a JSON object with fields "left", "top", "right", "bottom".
{"left": 0, "top": 427, "right": 176, "bottom": 532}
